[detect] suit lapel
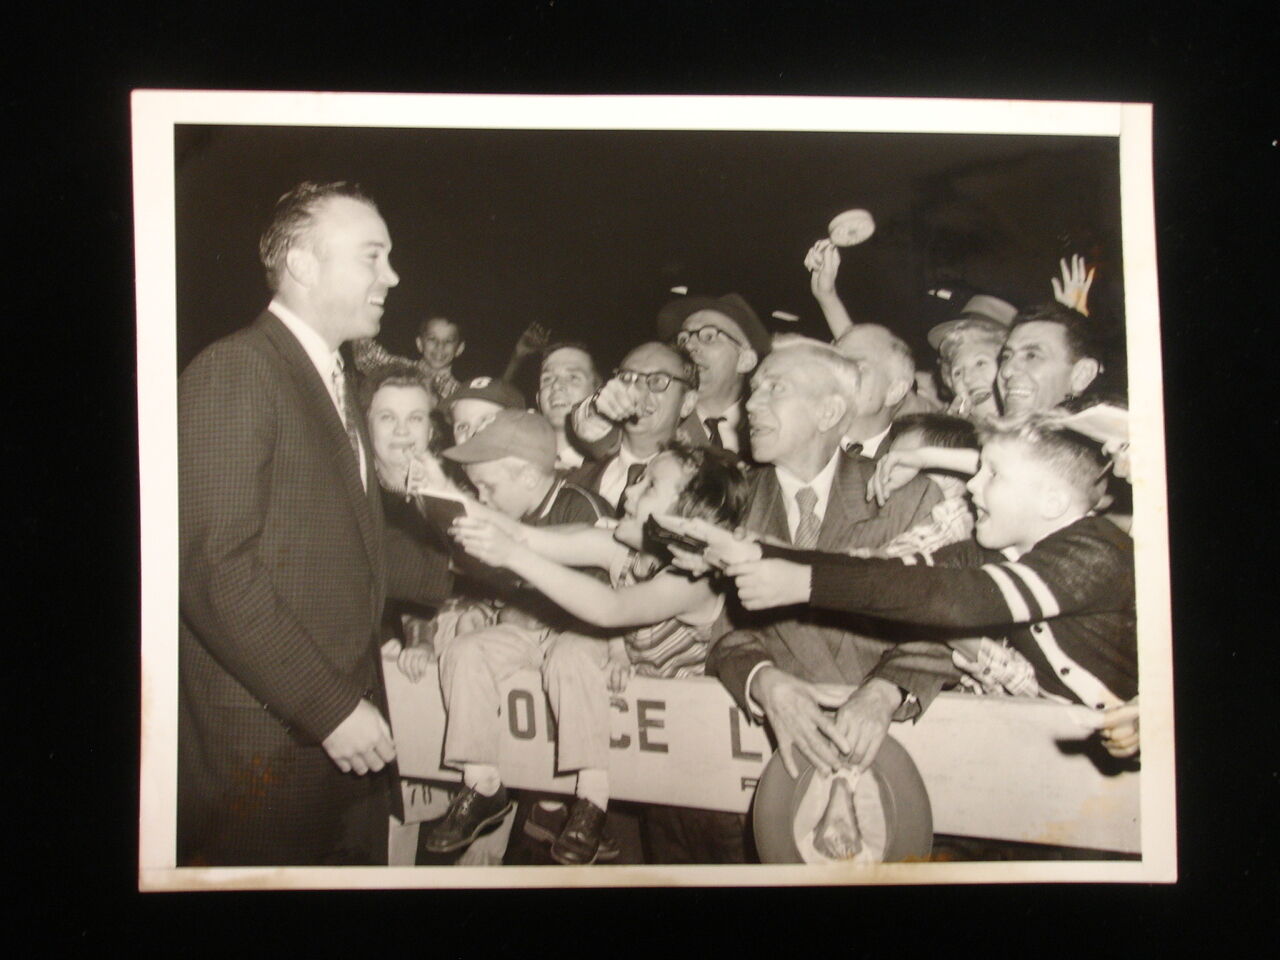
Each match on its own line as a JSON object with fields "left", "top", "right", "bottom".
{"left": 750, "top": 467, "right": 845, "bottom": 680}
{"left": 258, "top": 312, "right": 383, "bottom": 576}
{"left": 815, "top": 451, "right": 877, "bottom": 551}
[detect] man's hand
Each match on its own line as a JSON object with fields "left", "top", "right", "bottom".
{"left": 805, "top": 238, "right": 842, "bottom": 300}
{"left": 726, "top": 558, "right": 811, "bottom": 610}
{"left": 833, "top": 678, "right": 902, "bottom": 771}
{"left": 322, "top": 699, "right": 396, "bottom": 775}
{"left": 754, "top": 666, "right": 851, "bottom": 778}
{"left": 1094, "top": 700, "right": 1140, "bottom": 759}
{"left": 1051, "top": 254, "right": 1095, "bottom": 316}
{"left": 867, "top": 449, "right": 924, "bottom": 505}
{"left": 591, "top": 376, "right": 643, "bottom": 424}
{"left": 513, "top": 321, "right": 551, "bottom": 359}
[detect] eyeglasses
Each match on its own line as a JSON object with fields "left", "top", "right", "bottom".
{"left": 675, "top": 325, "right": 745, "bottom": 349}
{"left": 613, "top": 369, "right": 693, "bottom": 393}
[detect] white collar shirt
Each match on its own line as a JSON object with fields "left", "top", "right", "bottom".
{"left": 843, "top": 423, "right": 891, "bottom": 459}
{"left": 598, "top": 443, "right": 656, "bottom": 510}
{"left": 269, "top": 299, "right": 367, "bottom": 489}
{"left": 694, "top": 401, "right": 743, "bottom": 453}
{"left": 773, "top": 446, "right": 842, "bottom": 543}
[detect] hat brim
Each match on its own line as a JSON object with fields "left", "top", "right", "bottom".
{"left": 656, "top": 295, "right": 771, "bottom": 357}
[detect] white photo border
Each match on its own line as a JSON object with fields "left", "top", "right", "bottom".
{"left": 135, "top": 91, "right": 1175, "bottom": 890}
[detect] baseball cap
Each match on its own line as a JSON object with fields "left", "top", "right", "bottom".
{"left": 656, "top": 292, "right": 772, "bottom": 357}
{"left": 925, "top": 294, "right": 1018, "bottom": 351}
{"left": 447, "top": 375, "right": 525, "bottom": 411}
{"left": 442, "top": 409, "right": 557, "bottom": 472}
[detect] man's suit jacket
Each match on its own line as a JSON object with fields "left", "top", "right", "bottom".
{"left": 177, "top": 310, "right": 451, "bottom": 865}
{"left": 707, "top": 449, "right": 959, "bottom": 720}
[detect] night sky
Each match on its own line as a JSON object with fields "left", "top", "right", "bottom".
{"left": 175, "top": 124, "right": 1124, "bottom": 397}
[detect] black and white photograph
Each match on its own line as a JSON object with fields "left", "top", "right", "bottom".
{"left": 134, "top": 92, "right": 1175, "bottom": 889}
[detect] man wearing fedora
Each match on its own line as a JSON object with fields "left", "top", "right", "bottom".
{"left": 655, "top": 292, "right": 770, "bottom": 459}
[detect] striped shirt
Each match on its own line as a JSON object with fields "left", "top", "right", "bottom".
{"left": 609, "top": 549, "right": 725, "bottom": 679}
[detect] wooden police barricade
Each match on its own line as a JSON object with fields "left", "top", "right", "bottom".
{"left": 383, "top": 652, "right": 1140, "bottom": 857}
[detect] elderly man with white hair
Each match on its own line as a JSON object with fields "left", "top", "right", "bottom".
{"left": 706, "top": 334, "right": 957, "bottom": 783}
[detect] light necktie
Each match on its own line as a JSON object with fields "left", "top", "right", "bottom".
{"left": 704, "top": 416, "right": 726, "bottom": 449}
{"left": 793, "top": 485, "right": 820, "bottom": 549}
{"left": 331, "top": 359, "right": 366, "bottom": 486}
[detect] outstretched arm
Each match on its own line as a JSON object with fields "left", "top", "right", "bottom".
{"left": 1051, "top": 254, "right": 1095, "bottom": 317}
{"left": 805, "top": 239, "right": 855, "bottom": 340}
{"left": 453, "top": 517, "right": 715, "bottom": 629}
{"left": 455, "top": 511, "right": 626, "bottom": 570}
{"left": 502, "top": 321, "right": 551, "bottom": 383}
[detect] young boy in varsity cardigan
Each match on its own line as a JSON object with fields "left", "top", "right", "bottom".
{"left": 671, "top": 414, "right": 1140, "bottom": 759}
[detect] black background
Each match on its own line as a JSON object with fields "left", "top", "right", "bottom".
{"left": 15, "top": 0, "right": 1276, "bottom": 952}
{"left": 174, "top": 125, "right": 1123, "bottom": 391}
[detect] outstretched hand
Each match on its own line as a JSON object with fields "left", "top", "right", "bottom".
{"left": 805, "top": 238, "right": 842, "bottom": 299}
{"left": 655, "top": 515, "right": 763, "bottom": 571}
{"left": 513, "top": 321, "right": 552, "bottom": 357}
{"left": 866, "top": 449, "right": 924, "bottom": 505}
{"left": 451, "top": 515, "right": 522, "bottom": 568}
{"left": 726, "top": 557, "right": 812, "bottom": 610}
{"left": 1051, "top": 254, "right": 1095, "bottom": 316}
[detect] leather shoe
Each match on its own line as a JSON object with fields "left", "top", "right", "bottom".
{"left": 420, "top": 785, "right": 514, "bottom": 854}
{"left": 523, "top": 800, "right": 620, "bottom": 861}
{"left": 550, "top": 798, "right": 608, "bottom": 865}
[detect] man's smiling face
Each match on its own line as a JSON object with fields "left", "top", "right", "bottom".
{"left": 305, "top": 196, "right": 399, "bottom": 343}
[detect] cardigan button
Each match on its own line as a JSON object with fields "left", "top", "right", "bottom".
{"left": 1060, "top": 666, "right": 1071, "bottom": 675}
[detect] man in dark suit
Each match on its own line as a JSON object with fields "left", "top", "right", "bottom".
{"left": 707, "top": 334, "right": 958, "bottom": 780}
{"left": 178, "top": 181, "right": 452, "bottom": 866}
{"left": 655, "top": 293, "right": 770, "bottom": 459}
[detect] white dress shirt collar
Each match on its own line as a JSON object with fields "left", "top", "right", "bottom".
{"left": 774, "top": 446, "right": 842, "bottom": 540}
{"left": 695, "top": 401, "right": 742, "bottom": 452}
{"left": 269, "top": 299, "right": 340, "bottom": 402}
{"left": 844, "top": 422, "right": 891, "bottom": 458}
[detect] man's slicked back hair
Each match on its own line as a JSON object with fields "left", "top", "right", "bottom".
{"left": 259, "top": 181, "right": 377, "bottom": 292}
{"left": 1008, "top": 302, "right": 1104, "bottom": 366}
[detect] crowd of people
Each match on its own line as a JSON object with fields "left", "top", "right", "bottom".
{"left": 177, "top": 180, "right": 1139, "bottom": 869}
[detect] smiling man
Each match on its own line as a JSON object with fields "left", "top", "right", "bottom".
{"left": 656, "top": 293, "right": 770, "bottom": 458}
{"left": 177, "top": 182, "right": 453, "bottom": 866}
{"left": 566, "top": 341, "right": 699, "bottom": 512}
{"left": 997, "top": 303, "right": 1103, "bottom": 416}
{"left": 536, "top": 342, "right": 602, "bottom": 470}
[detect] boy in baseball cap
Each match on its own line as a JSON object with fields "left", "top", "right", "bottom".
{"left": 422, "top": 410, "right": 619, "bottom": 863}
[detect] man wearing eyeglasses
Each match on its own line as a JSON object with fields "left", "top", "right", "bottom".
{"left": 566, "top": 341, "right": 699, "bottom": 511}
{"left": 656, "top": 293, "right": 771, "bottom": 458}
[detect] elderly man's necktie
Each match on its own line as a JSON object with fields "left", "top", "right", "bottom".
{"left": 793, "top": 486, "right": 820, "bottom": 549}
